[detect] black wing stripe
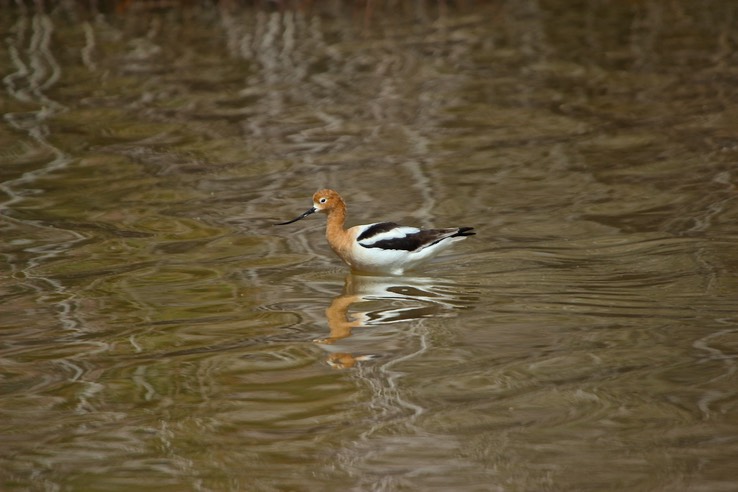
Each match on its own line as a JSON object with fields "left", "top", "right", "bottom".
{"left": 356, "top": 222, "right": 401, "bottom": 242}
{"left": 360, "top": 228, "right": 466, "bottom": 252}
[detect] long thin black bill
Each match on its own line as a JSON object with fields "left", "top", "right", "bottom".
{"left": 275, "top": 207, "right": 316, "bottom": 225}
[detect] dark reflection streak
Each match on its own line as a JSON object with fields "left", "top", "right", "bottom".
{"left": 523, "top": 237, "right": 701, "bottom": 254}
{"left": 280, "top": 10, "right": 295, "bottom": 65}
{"left": 50, "top": 219, "right": 153, "bottom": 239}
{"left": 492, "top": 306, "right": 699, "bottom": 320}
{"left": 48, "top": 261, "right": 160, "bottom": 283}
{"left": 144, "top": 335, "right": 295, "bottom": 360}
{"left": 628, "top": 3, "right": 650, "bottom": 71}
{"left": 261, "top": 13, "right": 282, "bottom": 86}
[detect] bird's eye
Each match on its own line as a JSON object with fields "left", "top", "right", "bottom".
{"left": 319, "top": 197, "right": 327, "bottom": 203}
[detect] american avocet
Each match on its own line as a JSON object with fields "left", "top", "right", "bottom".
{"left": 276, "top": 189, "right": 475, "bottom": 275}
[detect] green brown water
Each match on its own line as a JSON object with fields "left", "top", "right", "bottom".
{"left": 2, "top": 2, "right": 738, "bottom": 490}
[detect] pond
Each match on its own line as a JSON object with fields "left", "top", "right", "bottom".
{"left": 1, "top": 1, "right": 737, "bottom": 490}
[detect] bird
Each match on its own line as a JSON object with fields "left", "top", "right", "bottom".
{"left": 275, "top": 189, "right": 475, "bottom": 275}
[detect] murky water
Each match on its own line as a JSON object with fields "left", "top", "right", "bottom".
{"left": 2, "top": 1, "right": 738, "bottom": 490}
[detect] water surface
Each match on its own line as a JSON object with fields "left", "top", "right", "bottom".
{"left": 2, "top": 2, "right": 738, "bottom": 490}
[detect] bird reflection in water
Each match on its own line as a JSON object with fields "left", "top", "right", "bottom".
{"left": 316, "top": 273, "right": 476, "bottom": 368}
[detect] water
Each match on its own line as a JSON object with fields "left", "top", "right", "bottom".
{"left": 2, "top": 1, "right": 738, "bottom": 490}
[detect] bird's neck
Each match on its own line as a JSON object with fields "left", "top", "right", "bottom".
{"left": 325, "top": 203, "right": 352, "bottom": 263}
{"left": 326, "top": 203, "right": 347, "bottom": 238}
